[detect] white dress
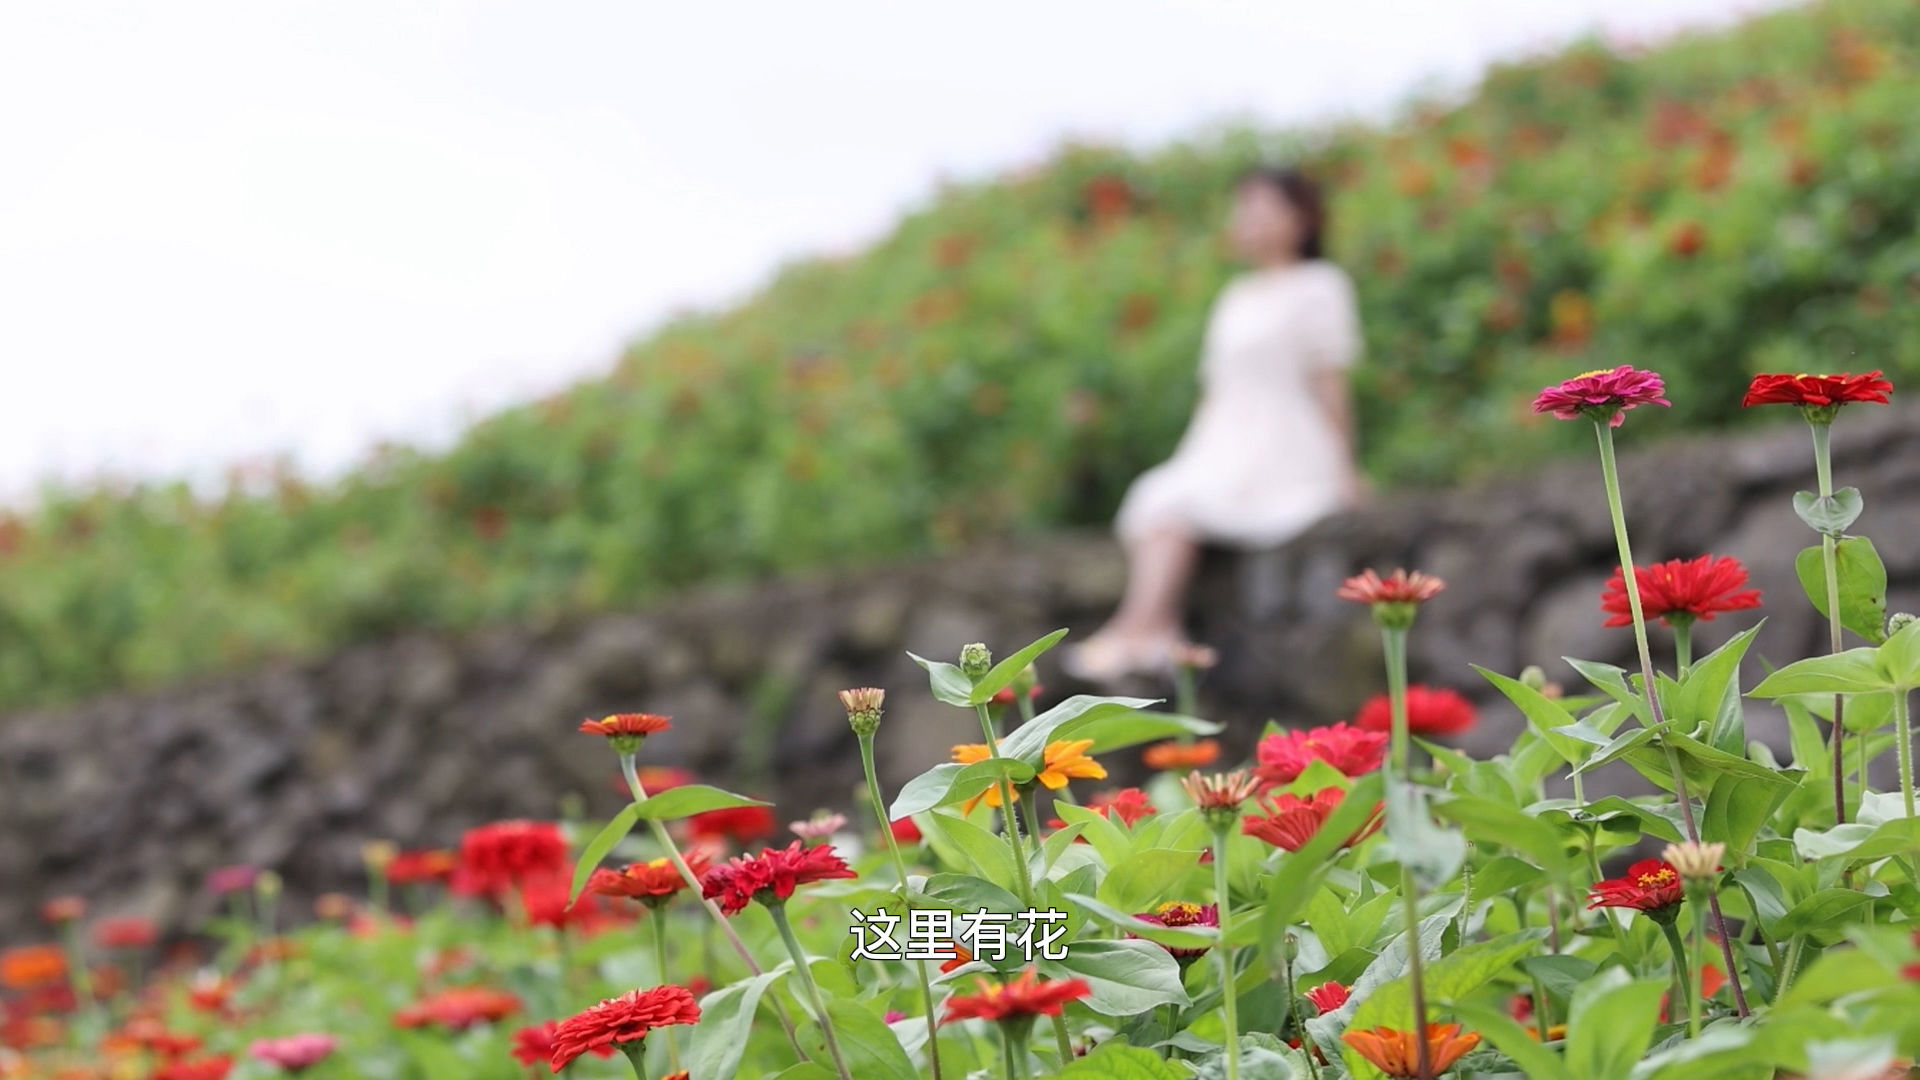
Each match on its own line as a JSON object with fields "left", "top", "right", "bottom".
{"left": 1116, "top": 261, "right": 1362, "bottom": 548}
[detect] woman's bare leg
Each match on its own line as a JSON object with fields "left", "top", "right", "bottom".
{"left": 1106, "top": 528, "right": 1198, "bottom": 644}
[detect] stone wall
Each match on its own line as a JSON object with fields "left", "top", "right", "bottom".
{"left": 5, "top": 407, "right": 1919, "bottom": 940}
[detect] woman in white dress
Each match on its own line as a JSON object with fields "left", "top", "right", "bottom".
{"left": 1064, "top": 168, "right": 1365, "bottom": 682}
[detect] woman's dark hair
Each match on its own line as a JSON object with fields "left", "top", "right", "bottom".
{"left": 1238, "top": 166, "right": 1327, "bottom": 260}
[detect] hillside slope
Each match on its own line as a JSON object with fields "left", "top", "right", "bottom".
{"left": 3, "top": 0, "right": 1916, "bottom": 710}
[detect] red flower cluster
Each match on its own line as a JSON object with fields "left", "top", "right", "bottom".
{"left": 1600, "top": 554, "right": 1762, "bottom": 628}
{"left": 1531, "top": 365, "right": 1670, "bottom": 426}
{"left": 688, "top": 803, "right": 779, "bottom": 845}
{"left": 548, "top": 986, "right": 701, "bottom": 1071}
{"left": 1588, "top": 858, "right": 1683, "bottom": 916}
{"left": 517, "top": 874, "right": 613, "bottom": 933}
{"left": 1741, "top": 370, "right": 1892, "bottom": 408}
{"left": 1255, "top": 723, "right": 1387, "bottom": 786}
{"left": 590, "top": 853, "right": 708, "bottom": 905}
{"left": 700, "top": 842, "right": 858, "bottom": 915}
{"left": 888, "top": 817, "right": 923, "bottom": 844}
{"left": 1353, "top": 685, "right": 1478, "bottom": 735}
{"left": 385, "top": 849, "right": 458, "bottom": 886}
{"left": 1242, "top": 788, "right": 1383, "bottom": 853}
{"left": 941, "top": 968, "right": 1092, "bottom": 1024}
{"left": 455, "top": 821, "right": 567, "bottom": 897}
{"left": 393, "top": 986, "right": 521, "bottom": 1030}
{"left": 94, "top": 916, "right": 158, "bottom": 950}
{"left": 152, "top": 1058, "right": 234, "bottom": 1080}
{"left": 1051, "top": 787, "right": 1158, "bottom": 831}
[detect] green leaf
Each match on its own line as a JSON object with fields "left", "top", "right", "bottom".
{"left": 1775, "top": 888, "right": 1873, "bottom": 937}
{"left": 1672, "top": 623, "right": 1761, "bottom": 753}
{"left": 1702, "top": 770, "right": 1795, "bottom": 856}
{"left": 1564, "top": 967, "right": 1666, "bottom": 1080}
{"left": 1064, "top": 892, "right": 1219, "bottom": 951}
{"left": 1795, "top": 537, "right": 1889, "bottom": 644}
{"left": 909, "top": 651, "right": 979, "bottom": 707}
{"left": 1258, "top": 773, "right": 1386, "bottom": 966}
{"left": 1072, "top": 711, "right": 1224, "bottom": 757}
{"left": 1476, "top": 665, "right": 1592, "bottom": 767}
{"left": 803, "top": 999, "right": 918, "bottom": 1080}
{"left": 1521, "top": 954, "right": 1598, "bottom": 1004}
{"left": 1041, "top": 939, "right": 1190, "bottom": 1014}
{"left": 1792, "top": 487, "right": 1864, "bottom": 537}
{"left": 766, "top": 1066, "right": 836, "bottom": 1080}
{"left": 687, "top": 967, "right": 788, "bottom": 1080}
{"left": 1097, "top": 848, "right": 1201, "bottom": 914}
{"left": 887, "top": 758, "right": 1037, "bottom": 819}
{"left": 1627, "top": 1025, "right": 1762, "bottom": 1080}
{"left": 636, "top": 783, "right": 770, "bottom": 820}
{"left": 920, "top": 872, "right": 1023, "bottom": 916}
{"left": 1055, "top": 1040, "right": 1191, "bottom": 1079}
{"left": 1447, "top": 1000, "right": 1576, "bottom": 1080}
{"left": 569, "top": 802, "right": 644, "bottom": 903}
{"left": 1566, "top": 658, "right": 1651, "bottom": 725}
{"left": 1472, "top": 855, "right": 1546, "bottom": 904}
{"left": 1432, "top": 793, "right": 1572, "bottom": 877}
{"left": 1878, "top": 619, "right": 1920, "bottom": 690}
{"left": 1052, "top": 801, "right": 1132, "bottom": 868}
{"left": 1792, "top": 816, "right": 1920, "bottom": 864}
{"left": 1666, "top": 731, "right": 1799, "bottom": 792}
{"left": 1751, "top": 647, "right": 1890, "bottom": 697}
{"left": 922, "top": 811, "right": 1019, "bottom": 889}
{"left": 1348, "top": 929, "right": 1544, "bottom": 1033}
{"left": 1386, "top": 782, "right": 1465, "bottom": 891}
{"left": 968, "top": 628, "right": 1070, "bottom": 704}
{"left": 1001, "top": 696, "right": 1161, "bottom": 761}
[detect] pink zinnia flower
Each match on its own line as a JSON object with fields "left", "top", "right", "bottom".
{"left": 1531, "top": 365, "right": 1670, "bottom": 426}
{"left": 248, "top": 1033, "right": 338, "bottom": 1073}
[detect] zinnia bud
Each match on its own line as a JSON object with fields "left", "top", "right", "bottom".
{"left": 362, "top": 840, "right": 398, "bottom": 873}
{"left": 838, "top": 687, "right": 885, "bottom": 737}
{"left": 256, "top": 870, "right": 283, "bottom": 901}
{"left": 1660, "top": 841, "right": 1725, "bottom": 883}
{"left": 959, "top": 643, "right": 992, "bottom": 680}
{"left": 1890, "top": 612, "right": 1918, "bottom": 636}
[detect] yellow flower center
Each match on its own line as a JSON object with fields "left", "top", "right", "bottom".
{"left": 1575, "top": 368, "right": 1610, "bottom": 379}
{"left": 1636, "top": 867, "right": 1677, "bottom": 887}
{"left": 1156, "top": 901, "right": 1202, "bottom": 920}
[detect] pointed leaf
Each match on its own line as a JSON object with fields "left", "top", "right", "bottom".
{"left": 1000, "top": 695, "right": 1160, "bottom": 760}
{"left": 569, "top": 802, "right": 644, "bottom": 902}
{"left": 968, "top": 629, "right": 1070, "bottom": 705}
{"left": 909, "top": 651, "right": 978, "bottom": 707}
{"left": 1792, "top": 488, "right": 1864, "bottom": 537}
{"left": 1795, "top": 537, "right": 1888, "bottom": 644}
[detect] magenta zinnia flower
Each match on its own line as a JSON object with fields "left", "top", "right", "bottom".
{"left": 1531, "top": 365, "right": 1670, "bottom": 426}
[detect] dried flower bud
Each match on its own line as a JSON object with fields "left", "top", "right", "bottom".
{"left": 1660, "top": 840, "right": 1725, "bottom": 883}
{"left": 1181, "top": 769, "right": 1261, "bottom": 828}
{"left": 838, "top": 687, "right": 885, "bottom": 736}
{"left": 959, "top": 643, "right": 992, "bottom": 680}
{"left": 361, "top": 841, "right": 398, "bottom": 873}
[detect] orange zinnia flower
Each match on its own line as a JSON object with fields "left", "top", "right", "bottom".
{"left": 952, "top": 741, "right": 1018, "bottom": 811}
{"left": 1, "top": 945, "right": 66, "bottom": 990}
{"left": 579, "top": 713, "right": 672, "bottom": 739}
{"left": 1342, "top": 1023, "right": 1480, "bottom": 1077}
{"left": 1142, "top": 739, "right": 1220, "bottom": 771}
{"left": 590, "top": 854, "right": 709, "bottom": 905}
{"left": 1037, "top": 740, "right": 1105, "bottom": 789}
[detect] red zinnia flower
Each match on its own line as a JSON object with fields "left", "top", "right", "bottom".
{"left": 1343, "top": 1023, "right": 1481, "bottom": 1078}
{"left": 1588, "top": 858, "right": 1683, "bottom": 917}
{"left": 590, "top": 853, "right": 707, "bottom": 905}
{"left": 94, "top": 916, "right": 158, "bottom": 950}
{"left": 40, "top": 896, "right": 86, "bottom": 925}
{"left": 1531, "top": 365, "right": 1670, "bottom": 426}
{"left": 1051, "top": 787, "right": 1158, "bottom": 832}
{"left": 152, "top": 1056, "right": 234, "bottom": 1080}
{"left": 248, "top": 1033, "right": 337, "bottom": 1072}
{"left": 394, "top": 986, "right": 522, "bottom": 1031}
{"left": 1600, "top": 555, "right": 1762, "bottom": 628}
{"left": 1141, "top": 739, "right": 1220, "bottom": 771}
{"left": 1242, "top": 788, "right": 1383, "bottom": 853}
{"left": 516, "top": 873, "right": 608, "bottom": 933}
{"left": 1353, "top": 685, "right": 1478, "bottom": 736}
{"left": 888, "top": 817, "right": 923, "bottom": 844}
{"left": 1255, "top": 723, "right": 1387, "bottom": 786}
{"left": 510, "top": 1020, "right": 614, "bottom": 1067}
{"left": 455, "top": 821, "right": 567, "bottom": 897}
{"left": 578, "top": 713, "right": 672, "bottom": 739}
{"left": 1338, "top": 569, "right": 1446, "bottom": 606}
{"left": 386, "top": 849, "right": 458, "bottom": 886}
{"left": 1741, "top": 371, "right": 1892, "bottom": 409}
{"left": 687, "top": 803, "right": 778, "bottom": 845}
{"left": 700, "top": 841, "right": 858, "bottom": 915}
{"left": 941, "top": 968, "right": 1092, "bottom": 1024}
{"left": 1305, "top": 981, "right": 1350, "bottom": 1013}
{"left": 548, "top": 986, "right": 701, "bottom": 1071}
{"left": 989, "top": 683, "right": 1043, "bottom": 705}
{"left": 1131, "top": 901, "right": 1218, "bottom": 959}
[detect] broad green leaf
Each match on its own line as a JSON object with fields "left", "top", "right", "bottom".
{"left": 1795, "top": 536, "right": 1888, "bottom": 644}
{"left": 1571, "top": 725, "right": 1662, "bottom": 777}
{"left": 1064, "top": 892, "right": 1219, "bottom": 951}
{"left": 568, "top": 785, "right": 770, "bottom": 901}
{"left": 1476, "top": 664, "right": 1595, "bottom": 767}
{"left": 908, "top": 651, "right": 978, "bottom": 707}
{"left": 1072, "top": 711, "right": 1224, "bottom": 757}
{"left": 1433, "top": 793, "right": 1573, "bottom": 877}
{"left": 1303, "top": 889, "right": 1356, "bottom": 958}
{"left": 1040, "top": 820, "right": 1088, "bottom": 872}
{"left": 1258, "top": 773, "right": 1386, "bottom": 967}
{"left": 922, "top": 811, "right": 1019, "bottom": 889}
{"left": 1751, "top": 648, "right": 1890, "bottom": 697}
{"left": 1779, "top": 946, "right": 1909, "bottom": 1007}
{"left": 397, "top": 1031, "right": 473, "bottom": 1080}
{"left": 1665, "top": 731, "right": 1798, "bottom": 792}
{"left": 1792, "top": 816, "right": 1920, "bottom": 864}
{"left": 1627, "top": 1024, "right": 1762, "bottom": 1080}
{"left": 766, "top": 1066, "right": 836, "bottom": 1080}
{"left": 1051, "top": 801, "right": 1132, "bottom": 868}
{"left": 1448, "top": 1000, "right": 1576, "bottom": 1080}
{"left": 569, "top": 802, "right": 645, "bottom": 902}
{"left": 687, "top": 967, "right": 788, "bottom": 1080}
{"left": 1349, "top": 930, "right": 1544, "bottom": 1033}
{"left": 1878, "top": 619, "right": 1920, "bottom": 690}
{"left": 1793, "top": 487, "right": 1864, "bottom": 536}
{"left": 1702, "top": 770, "right": 1796, "bottom": 856}
{"left": 1566, "top": 658, "right": 1651, "bottom": 725}
{"left": 888, "top": 759, "right": 1037, "bottom": 819}
{"left": 1573, "top": 795, "right": 1687, "bottom": 844}
{"left": 803, "top": 999, "right": 918, "bottom": 1080}
{"left": 1385, "top": 782, "right": 1465, "bottom": 892}
{"left": 1040, "top": 939, "right": 1190, "bottom": 1014}
{"left": 1001, "top": 696, "right": 1161, "bottom": 761}
{"left": 1774, "top": 888, "right": 1873, "bottom": 937}
{"left": 1055, "top": 1040, "right": 1190, "bottom": 1079}
{"left": 968, "top": 629, "right": 1069, "bottom": 705}
{"left": 1672, "top": 623, "right": 1761, "bottom": 753}
{"left": 1565, "top": 967, "right": 1666, "bottom": 1080}
{"left": 1097, "top": 848, "right": 1202, "bottom": 914}
{"left": 1521, "top": 954, "right": 1598, "bottom": 1004}
{"left": 920, "top": 872, "right": 1023, "bottom": 916}
{"left": 1472, "top": 855, "right": 1544, "bottom": 903}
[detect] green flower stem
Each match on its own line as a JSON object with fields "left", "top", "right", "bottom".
{"left": 619, "top": 1040, "right": 649, "bottom": 1080}
{"left": 1398, "top": 862, "right": 1434, "bottom": 1080}
{"left": 1773, "top": 934, "right": 1805, "bottom": 1006}
{"left": 1812, "top": 421, "right": 1851, "bottom": 824}
{"left": 1383, "top": 626, "right": 1411, "bottom": 780}
{"left": 769, "top": 904, "right": 856, "bottom": 1080}
{"left": 1584, "top": 840, "right": 1631, "bottom": 964}
{"left": 1210, "top": 827, "right": 1242, "bottom": 1080}
{"left": 1686, "top": 901, "right": 1706, "bottom": 1038}
{"left": 1284, "top": 934, "right": 1321, "bottom": 1080}
{"left": 1593, "top": 420, "right": 1751, "bottom": 1017}
{"left": 1895, "top": 689, "right": 1915, "bottom": 819}
{"left": 1672, "top": 620, "right": 1693, "bottom": 675}
{"left": 1001, "top": 1019, "right": 1035, "bottom": 1080}
{"left": 975, "top": 704, "right": 1037, "bottom": 907}
{"left": 59, "top": 921, "right": 97, "bottom": 1039}
{"left": 619, "top": 754, "right": 808, "bottom": 1060}
{"left": 1657, "top": 920, "right": 1695, "bottom": 1039}
{"left": 859, "top": 732, "right": 945, "bottom": 1080}
{"left": 1160, "top": 1003, "right": 1178, "bottom": 1058}
{"left": 1174, "top": 664, "right": 1199, "bottom": 721}
{"left": 649, "top": 911, "right": 681, "bottom": 1073}
{"left": 1530, "top": 979, "right": 1551, "bottom": 1043}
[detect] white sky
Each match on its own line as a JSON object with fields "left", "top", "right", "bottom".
{"left": 0, "top": 0, "right": 1782, "bottom": 499}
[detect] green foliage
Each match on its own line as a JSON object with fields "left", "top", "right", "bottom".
{"left": 5, "top": 0, "right": 1920, "bottom": 711}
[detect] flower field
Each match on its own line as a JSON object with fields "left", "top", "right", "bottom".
{"left": 6, "top": 367, "right": 1920, "bottom": 1078}
{"left": 1, "top": 0, "right": 1916, "bottom": 713}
